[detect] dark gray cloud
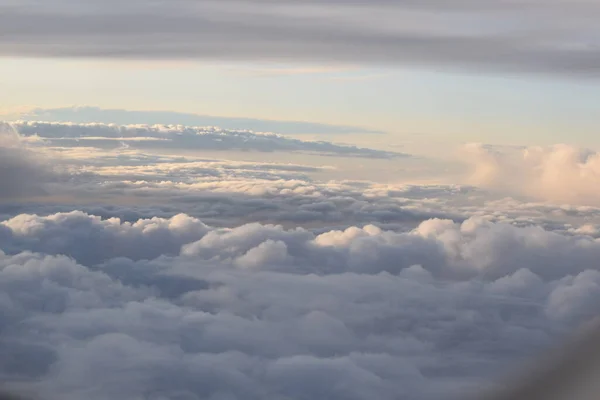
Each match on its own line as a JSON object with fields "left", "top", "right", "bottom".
{"left": 22, "top": 107, "right": 385, "bottom": 136}
{"left": 12, "top": 121, "right": 408, "bottom": 159}
{"left": 0, "top": 123, "right": 52, "bottom": 200}
{"left": 1, "top": 0, "right": 600, "bottom": 77}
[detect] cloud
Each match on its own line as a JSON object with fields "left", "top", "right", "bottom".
{"left": 3, "top": 211, "right": 597, "bottom": 281}
{"left": 462, "top": 143, "right": 600, "bottom": 206}
{"left": 1, "top": 212, "right": 600, "bottom": 399}
{"left": 4, "top": 115, "right": 600, "bottom": 400}
{"left": 0, "top": 123, "right": 53, "bottom": 200}
{"left": 1, "top": 211, "right": 211, "bottom": 265}
{"left": 10, "top": 121, "right": 408, "bottom": 159}
{"left": 20, "top": 175, "right": 462, "bottom": 230}
{"left": 1, "top": 0, "right": 600, "bottom": 77}
{"left": 21, "top": 107, "right": 385, "bottom": 136}
{"left": 3, "top": 135, "right": 597, "bottom": 236}
{"left": 0, "top": 129, "right": 466, "bottom": 231}
{"left": 5, "top": 117, "right": 600, "bottom": 399}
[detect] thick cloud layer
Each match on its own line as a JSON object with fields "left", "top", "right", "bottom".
{"left": 1, "top": 0, "right": 600, "bottom": 77}
{"left": 4, "top": 211, "right": 600, "bottom": 281}
{"left": 12, "top": 121, "right": 407, "bottom": 159}
{"left": 1, "top": 212, "right": 600, "bottom": 399}
{"left": 3, "top": 116, "right": 600, "bottom": 399}
{"left": 463, "top": 143, "right": 600, "bottom": 206}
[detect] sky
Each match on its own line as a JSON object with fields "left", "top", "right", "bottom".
{"left": 2, "top": 57, "right": 600, "bottom": 149}
{"left": 3, "top": 0, "right": 600, "bottom": 149}
{"left": 3, "top": 1, "right": 600, "bottom": 400}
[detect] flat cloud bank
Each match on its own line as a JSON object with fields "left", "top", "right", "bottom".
{"left": 21, "top": 107, "right": 385, "bottom": 136}
{"left": 9, "top": 121, "right": 408, "bottom": 159}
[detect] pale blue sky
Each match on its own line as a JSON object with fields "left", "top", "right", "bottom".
{"left": 2, "top": 56, "right": 600, "bottom": 150}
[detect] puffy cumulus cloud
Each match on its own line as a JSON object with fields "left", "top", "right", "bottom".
{"left": 3, "top": 211, "right": 590, "bottom": 282}
{"left": 0, "top": 123, "right": 53, "bottom": 200}
{"left": 11, "top": 121, "right": 408, "bottom": 159}
{"left": 2, "top": 0, "right": 600, "bottom": 78}
{"left": 1, "top": 212, "right": 600, "bottom": 399}
{"left": 1, "top": 211, "right": 210, "bottom": 265}
{"left": 462, "top": 143, "right": 600, "bottom": 206}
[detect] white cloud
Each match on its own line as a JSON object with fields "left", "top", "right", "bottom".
{"left": 462, "top": 143, "right": 600, "bottom": 206}
{"left": 1, "top": 211, "right": 600, "bottom": 399}
{"left": 3, "top": 117, "right": 600, "bottom": 399}
{"left": 2, "top": 211, "right": 210, "bottom": 265}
